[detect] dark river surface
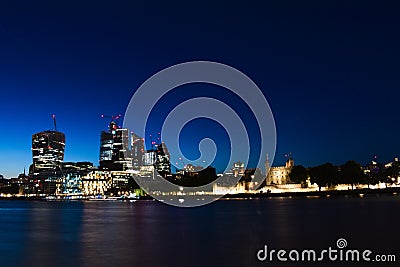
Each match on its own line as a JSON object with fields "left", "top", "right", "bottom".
{"left": 0, "top": 195, "right": 399, "bottom": 267}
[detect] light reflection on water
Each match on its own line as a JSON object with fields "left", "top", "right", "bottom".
{"left": 0, "top": 196, "right": 399, "bottom": 267}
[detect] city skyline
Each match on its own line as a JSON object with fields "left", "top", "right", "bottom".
{"left": 1, "top": 1, "right": 400, "bottom": 177}
{"left": 0, "top": 113, "right": 398, "bottom": 179}
{"left": 1, "top": 2, "right": 400, "bottom": 266}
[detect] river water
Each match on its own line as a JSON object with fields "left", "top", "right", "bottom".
{"left": 0, "top": 195, "right": 399, "bottom": 266}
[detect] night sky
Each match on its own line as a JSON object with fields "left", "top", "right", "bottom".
{"left": 0, "top": 0, "right": 399, "bottom": 177}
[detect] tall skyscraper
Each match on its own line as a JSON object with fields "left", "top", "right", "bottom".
{"left": 155, "top": 142, "right": 171, "bottom": 175}
{"left": 30, "top": 130, "right": 65, "bottom": 176}
{"left": 141, "top": 142, "right": 171, "bottom": 177}
{"left": 143, "top": 150, "right": 156, "bottom": 166}
{"left": 99, "top": 126, "right": 114, "bottom": 162}
{"left": 99, "top": 120, "right": 132, "bottom": 171}
{"left": 131, "top": 132, "right": 144, "bottom": 168}
{"left": 112, "top": 127, "right": 132, "bottom": 169}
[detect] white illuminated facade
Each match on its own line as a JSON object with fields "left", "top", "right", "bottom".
{"left": 82, "top": 171, "right": 112, "bottom": 196}
{"left": 266, "top": 157, "right": 294, "bottom": 185}
{"left": 232, "top": 161, "right": 245, "bottom": 177}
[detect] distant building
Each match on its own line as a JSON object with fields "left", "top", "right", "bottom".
{"left": 29, "top": 128, "right": 66, "bottom": 194}
{"left": 176, "top": 164, "right": 204, "bottom": 178}
{"left": 131, "top": 132, "right": 144, "bottom": 168}
{"left": 81, "top": 171, "right": 113, "bottom": 196}
{"left": 183, "top": 164, "right": 203, "bottom": 173}
{"left": 99, "top": 121, "right": 132, "bottom": 171}
{"left": 175, "top": 165, "right": 217, "bottom": 184}
{"left": 384, "top": 157, "right": 399, "bottom": 168}
{"left": 63, "top": 161, "right": 95, "bottom": 173}
{"left": 30, "top": 130, "right": 65, "bottom": 177}
{"left": 110, "top": 171, "right": 136, "bottom": 194}
{"left": 143, "top": 150, "right": 157, "bottom": 166}
{"left": 99, "top": 131, "right": 113, "bottom": 162}
{"left": 232, "top": 161, "right": 245, "bottom": 178}
{"left": 155, "top": 142, "right": 171, "bottom": 175}
{"left": 266, "top": 156, "right": 294, "bottom": 185}
{"left": 62, "top": 162, "right": 95, "bottom": 195}
{"left": 383, "top": 157, "right": 400, "bottom": 184}
{"left": 112, "top": 127, "right": 132, "bottom": 170}
{"left": 80, "top": 170, "right": 141, "bottom": 196}
{"left": 140, "top": 145, "right": 170, "bottom": 177}
{"left": 363, "top": 159, "right": 382, "bottom": 176}
{"left": 142, "top": 142, "right": 171, "bottom": 176}
{"left": 139, "top": 165, "right": 156, "bottom": 177}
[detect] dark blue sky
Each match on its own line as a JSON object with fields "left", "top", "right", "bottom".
{"left": 0, "top": 0, "right": 399, "bottom": 177}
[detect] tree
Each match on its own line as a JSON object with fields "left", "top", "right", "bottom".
{"left": 289, "top": 165, "right": 309, "bottom": 186}
{"left": 339, "top": 160, "right": 366, "bottom": 190}
{"left": 308, "top": 163, "right": 338, "bottom": 191}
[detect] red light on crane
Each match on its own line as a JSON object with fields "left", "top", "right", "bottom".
{"left": 100, "top": 114, "right": 122, "bottom": 129}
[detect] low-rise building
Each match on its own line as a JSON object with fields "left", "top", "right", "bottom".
{"left": 266, "top": 156, "right": 294, "bottom": 185}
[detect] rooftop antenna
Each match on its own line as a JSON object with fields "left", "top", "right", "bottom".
{"left": 149, "top": 134, "right": 156, "bottom": 150}
{"left": 157, "top": 132, "right": 161, "bottom": 145}
{"left": 52, "top": 114, "right": 57, "bottom": 131}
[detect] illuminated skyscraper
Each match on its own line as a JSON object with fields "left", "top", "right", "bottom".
{"left": 143, "top": 150, "right": 156, "bottom": 166}
{"left": 31, "top": 130, "right": 65, "bottom": 176}
{"left": 131, "top": 132, "right": 144, "bottom": 168}
{"left": 112, "top": 127, "right": 132, "bottom": 169}
{"left": 155, "top": 142, "right": 171, "bottom": 175}
{"left": 99, "top": 123, "right": 114, "bottom": 162}
{"left": 99, "top": 120, "right": 132, "bottom": 171}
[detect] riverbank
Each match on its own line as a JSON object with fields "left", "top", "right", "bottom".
{"left": 1, "top": 186, "right": 400, "bottom": 201}
{"left": 222, "top": 186, "right": 400, "bottom": 199}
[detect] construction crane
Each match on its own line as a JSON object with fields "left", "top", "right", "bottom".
{"left": 52, "top": 114, "right": 57, "bottom": 131}
{"left": 100, "top": 114, "right": 122, "bottom": 129}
